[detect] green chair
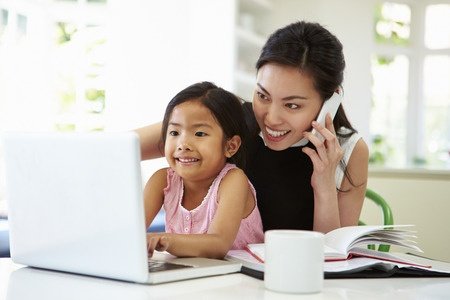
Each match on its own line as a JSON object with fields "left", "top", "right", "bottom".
{"left": 358, "top": 188, "right": 394, "bottom": 252}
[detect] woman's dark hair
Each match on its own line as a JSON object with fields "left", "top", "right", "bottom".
{"left": 160, "top": 81, "right": 248, "bottom": 169}
{"left": 256, "top": 20, "right": 356, "bottom": 137}
{"left": 256, "top": 21, "right": 358, "bottom": 187}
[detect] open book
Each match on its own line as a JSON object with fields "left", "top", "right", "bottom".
{"left": 246, "top": 225, "right": 422, "bottom": 262}
{"left": 226, "top": 225, "right": 450, "bottom": 279}
{"left": 226, "top": 249, "right": 450, "bottom": 279}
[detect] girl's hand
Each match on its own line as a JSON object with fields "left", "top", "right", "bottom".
{"left": 301, "top": 113, "right": 343, "bottom": 191}
{"left": 147, "top": 233, "right": 170, "bottom": 257}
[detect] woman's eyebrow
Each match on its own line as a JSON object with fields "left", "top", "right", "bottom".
{"left": 257, "top": 83, "right": 271, "bottom": 96}
{"left": 257, "top": 83, "right": 308, "bottom": 101}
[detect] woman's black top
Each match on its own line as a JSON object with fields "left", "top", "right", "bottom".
{"left": 242, "top": 102, "right": 314, "bottom": 232}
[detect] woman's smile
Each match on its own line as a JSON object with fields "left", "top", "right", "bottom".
{"left": 265, "top": 126, "right": 291, "bottom": 138}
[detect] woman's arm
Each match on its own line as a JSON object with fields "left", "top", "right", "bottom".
{"left": 143, "top": 168, "right": 167, "bottom": 228}
{"left": 135, "top": 122, "right": 164, "bottom": 160}
{"left": 337, "top": 139, "right": 368, "bottom": 226}
{"left": 147, "top": 169, "right": 251, "bottom": 259}
{"left": 302, "top": 114, "right": 368, "bottom": 233}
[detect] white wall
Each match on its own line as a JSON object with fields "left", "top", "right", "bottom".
{"left": 105, "top": 0, "right": 235, "bottom": 132}
{"left": 271, "top": 0, "right": 375, "bottom": 143}
{"left": 364, "top": 172, "right": 450, "bottom": 262}
{"left": 314, "top": 0, "right": 374, "bottom": 143}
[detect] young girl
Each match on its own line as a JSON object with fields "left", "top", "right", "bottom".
{"left": 144, "top": 81, "right": 264, "bottom": 259}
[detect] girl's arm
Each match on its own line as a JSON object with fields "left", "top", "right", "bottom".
{"left": 135, "top": 122, "right": 164, "bottom": 160}
{"left": 302, "top": 114, "right": 368, "bottom": 233}
{"left": 147, "top": 169, "right": 251, "bottom": 259}
{"left": 143, "top": 168, "right": 167, "bottom": 229}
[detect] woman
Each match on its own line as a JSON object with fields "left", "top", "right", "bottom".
{"left": 137, "top": 21, "right": 369, "bottom": 234}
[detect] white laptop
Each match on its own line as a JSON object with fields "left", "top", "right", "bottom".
{"left": 1, "top": 132, "right": 241, "bottom": 284}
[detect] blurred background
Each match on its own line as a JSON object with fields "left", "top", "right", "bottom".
{"left": 0, "top": 0, "right": 449, "bottom": 260}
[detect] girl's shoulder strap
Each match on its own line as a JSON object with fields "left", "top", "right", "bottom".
{"left": 214, "top": 163, "right": 238, "bottom": 184}
{"left": 205, "top": 163, "right": 239, "bottom": 202}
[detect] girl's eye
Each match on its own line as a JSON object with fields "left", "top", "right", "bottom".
{"left": 169, "top": 130, "right": 178, "bottom": 136}
{"left": 256, "top": 91, "right": 269, "bottom": 101}
{"left": 195, "top": 132, "right": 207, "bottom": 137}
{"left": 286, "top": 103, "right": 300, "bottom": 109}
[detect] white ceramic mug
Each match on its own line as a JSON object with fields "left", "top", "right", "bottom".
{"left": 264, "top": 230, "right": 324, "bottom": 294}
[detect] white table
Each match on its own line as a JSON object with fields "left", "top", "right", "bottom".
{"left": 1, "top": 258, "right": 450, "bottom": 300}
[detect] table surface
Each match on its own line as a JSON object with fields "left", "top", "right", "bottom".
{"left": 1, "top": 258, "right": 450, "bottom": 300}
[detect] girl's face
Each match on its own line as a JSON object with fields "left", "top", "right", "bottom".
{"left": 164, "top": 100, "right": 228, "bottom": 182}
{"left": 252, "top": 63, "right": 323, "bottom": 151}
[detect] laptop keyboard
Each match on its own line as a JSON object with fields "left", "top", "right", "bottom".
{"left": 148, "top": 259, "right": 193, "bottom": 272}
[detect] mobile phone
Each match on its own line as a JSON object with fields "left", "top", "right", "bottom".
{"left": 291, "top": 90, "right": 343, "bottom": 147}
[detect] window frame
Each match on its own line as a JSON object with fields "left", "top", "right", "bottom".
{"left": 372, "top": 0, "right": 450, "bottom": 168}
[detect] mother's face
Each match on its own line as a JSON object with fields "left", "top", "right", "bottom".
{"left": 252, "top": 63, "right": 323, "bottom": 151}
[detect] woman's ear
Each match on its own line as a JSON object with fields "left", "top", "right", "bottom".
{"left": 225, "top": 135, "right": 241, "bottom": 158}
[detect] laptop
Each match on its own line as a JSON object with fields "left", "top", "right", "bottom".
{"left": 6, "top": 264, "right": 243, "bottom": 300}
{"left": 1, "top": 132, "right": 241, "bottom": 284}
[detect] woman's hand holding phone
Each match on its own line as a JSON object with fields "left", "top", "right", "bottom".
{"left": 302, "top": 113, "right": 344, "bottom": 191}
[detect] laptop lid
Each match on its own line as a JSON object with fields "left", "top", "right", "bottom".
{"left": 3, "top": 132, "right": 150, "bottom": 282}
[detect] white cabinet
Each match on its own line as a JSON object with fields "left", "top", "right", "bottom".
{"left": 233, "top": 0, "right": 274, "bottom": 101}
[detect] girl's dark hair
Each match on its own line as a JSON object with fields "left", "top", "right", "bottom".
{"left": 160, "top": 81, "right": 248, "bottom": 169}
{"left": 256, "top": 21, "right": 358, "bottom": 187}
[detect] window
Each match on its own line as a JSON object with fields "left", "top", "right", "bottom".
{"left": 370, "top": 1, "right": 450, "bottom": 169}
{"left": 0, "top": 0, "right": 108, "bottom": 215}
{"left": 0, "top": 1, "right": 107, "bottom": 132}
{"left": 54, "top": 22, "right": 107, "bottom": 131}
{"left": 370, "top": 54, "right": 409, "bottom": 166}
{"left": 423, "top": 4, "right": 450, "bottom": 168}
{"left": 0, "top": 9, "right": 8, "bottom": 42}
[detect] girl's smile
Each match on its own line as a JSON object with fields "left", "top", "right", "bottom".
{"left": 175, "top": 156, "right": 200, "bottom": 164}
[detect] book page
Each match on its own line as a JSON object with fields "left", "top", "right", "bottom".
{"left": 349, "top": 247, "right": 430, "bottom": 268}
{"left": 247, "top": 225, "right": 419, "bottom": 262}
{"left": 324, "top": 257, "right": 396, "bottom": 273}
{"left": 324, "top": 225, "right": 415, "bottom": 256}
{"left": 226, "top": 250, "right": 264, "bottom": 272}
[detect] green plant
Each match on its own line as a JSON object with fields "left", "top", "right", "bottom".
{"left": 369, "top": 134, "right": 388, "bottom": 165}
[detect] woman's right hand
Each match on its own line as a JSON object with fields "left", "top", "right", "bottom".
{"left": 301, "top": 113, "right": 343, "bottom": 191}
{"left": 301, "top": 113, "right": 343, "bottom": 233}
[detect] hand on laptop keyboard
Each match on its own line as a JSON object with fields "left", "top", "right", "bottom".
{"left": 147, "top": 234, "right": 169, "bottom": 257}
